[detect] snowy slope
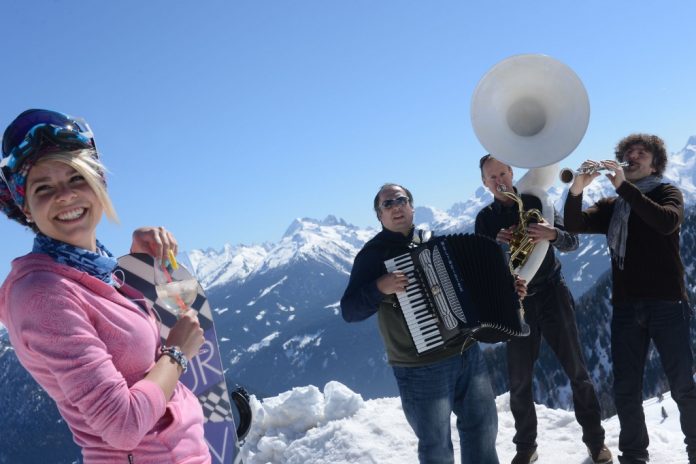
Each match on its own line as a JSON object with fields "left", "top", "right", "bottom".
{"left": 241, "top": 381, "right": 693, "bottom": 464}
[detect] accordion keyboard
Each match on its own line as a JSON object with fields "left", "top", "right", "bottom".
{"left": 385, "top": 252, "right": 445, "bottom": 354}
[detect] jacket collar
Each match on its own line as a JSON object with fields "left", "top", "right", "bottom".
{"left": 491, "top": 186, "right": 519, "bottom": 213}
{"left": 379, "top": 225, "right": 415, "bottom": 243}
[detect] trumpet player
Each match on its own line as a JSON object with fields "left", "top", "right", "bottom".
{"left": 563, "top": 134, "right": 696, "bottom": 464}
{"left": 476, "top": 155, "right": 610, "bottom": 464}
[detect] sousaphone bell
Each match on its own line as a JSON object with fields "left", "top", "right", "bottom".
{"left": 471, "top": 54, "right": 590, "bottom": 168}
{"left": 470, "top": 54, "right": 590, "bottom": 283}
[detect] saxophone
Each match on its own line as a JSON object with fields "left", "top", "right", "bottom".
{"left": 496, "top": 185, "right": 544, "bottom": 274}
{"left": 496, "top": 184, "right": 544, "bottom": 328}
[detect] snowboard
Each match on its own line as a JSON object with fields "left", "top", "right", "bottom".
{"left": 117, "top": 253, "right": 242, "bottom": 464}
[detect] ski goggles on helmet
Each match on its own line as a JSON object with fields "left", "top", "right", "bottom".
{"left": 1, "top": 109, "right": 95, "bottom": 175}
{"left": 0, "top": 109, "right": 98, "bottom": 226}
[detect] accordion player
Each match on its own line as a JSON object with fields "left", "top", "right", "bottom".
{"left": 384, "top": 233, "right": 530, "bottom": 355}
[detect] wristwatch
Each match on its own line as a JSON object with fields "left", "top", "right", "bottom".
{"left": 160, "top": 345, "right": 189, "bottom": 373}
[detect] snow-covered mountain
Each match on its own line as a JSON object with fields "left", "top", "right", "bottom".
{"left": 2, "top": 137, "right": 695, "bottom": 463}
{"left": 189, "top": 242, "right": 271, "bottom": 288}
{"left": 171, "top": 136, "right": 696, "bottom": 399}
{"left": 0, "top": 332, "right": 78, "bottom": 463}
{"left": 193, "top": 137, "right": 696, "bottom": 295}
{"left": 664, "top": 135, "right": 696, "bottom": 201}
{"left": 189, "top": 215, "right": 375, "bottom": 290}
{"left": 198, "top": 207, "right": 695, "bottom": 415}
{"left": 199, "top": 216, "right": 393, "bottom": 399}
{"left": 183, "top": 137, "right": 696, "bottom": 404}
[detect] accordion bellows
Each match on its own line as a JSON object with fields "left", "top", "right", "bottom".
{"left": 385, "top": 233, "right": 530, "bottom": 355}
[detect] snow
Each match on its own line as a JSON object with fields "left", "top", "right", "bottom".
{"left": 248, "top": 276, "right": 288, "bottom": 306}
{"left": 324, "top": 301, "right": 341, "bottom": 316}
{"left": 247, "top": 332, "right": 280, "bottom": 353}
{"left": 241, "top": 381, "right": 692, "bottom": 464}
{"left": 188, "top": 243, "right": 269, "bottom": 288}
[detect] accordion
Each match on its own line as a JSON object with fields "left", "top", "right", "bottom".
{"left": 384, "top": 233, "right": 530, "bottom": 355}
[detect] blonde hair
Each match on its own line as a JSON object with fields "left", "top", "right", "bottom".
{"left": 34, "top": 149, "right": 119, "bottom": 223}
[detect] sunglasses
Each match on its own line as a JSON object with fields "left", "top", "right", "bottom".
{"left": 1, "top": 109, "right": 95, "bottom": 174}
{"left": 380, "top": 196, "right": 409, "bottom": 210}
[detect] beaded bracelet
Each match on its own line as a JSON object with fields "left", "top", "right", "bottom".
{"left": 160, "top": 345, "right": 189, "bottom": 373}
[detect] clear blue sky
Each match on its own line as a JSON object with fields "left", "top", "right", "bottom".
{"left": 2, "top": 0, "right": 696, "bottom": 280}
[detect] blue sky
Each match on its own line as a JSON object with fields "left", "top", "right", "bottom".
{"left": 2, "top": 1, "right": 696, "bottom": 280}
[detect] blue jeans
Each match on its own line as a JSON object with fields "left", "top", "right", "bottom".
{"left": 612, "top": 300, "right": 696, "bottom": 462}
{"left": 392, "top": 344, "right": 499, "bottom": 464}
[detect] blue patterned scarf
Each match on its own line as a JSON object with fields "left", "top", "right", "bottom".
{"left": 33, "top": 233, "right": 118, "bottom": 285}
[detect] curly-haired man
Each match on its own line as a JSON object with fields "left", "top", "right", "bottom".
{"left": 564, "top": 133, "right": 696, "bottom": 464}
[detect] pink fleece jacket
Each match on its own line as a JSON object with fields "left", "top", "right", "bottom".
{"left": 0, "top": 253, "right": 211, "bottom": 464}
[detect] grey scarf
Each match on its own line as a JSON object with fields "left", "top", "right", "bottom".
{"left": 607, "top": 175, "right": 663, "bottom": 269}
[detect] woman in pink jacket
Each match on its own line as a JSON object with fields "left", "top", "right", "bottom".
{"left": 0, "top": 109, "right": 212, "bottom": 463}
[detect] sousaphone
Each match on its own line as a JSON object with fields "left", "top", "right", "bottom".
{"left": 470, "top": 54, "right": 590, "bottom": 282}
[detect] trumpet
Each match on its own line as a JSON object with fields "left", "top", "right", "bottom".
{"left": 559, "top": 161, "right": 630, "bottom": 183}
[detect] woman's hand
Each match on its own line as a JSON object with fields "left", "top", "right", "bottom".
{"left": 131, "top": 227, "right": 178, "bottom": 262}
{"left": 148, "top": 309, "right": 204, "bottom": 399}
{"left": 165, "top": 310, "right": 205, "bottom": 361}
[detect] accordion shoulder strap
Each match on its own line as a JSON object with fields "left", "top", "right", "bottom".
{"left": 412, "top": 228, "right": 432, "bottom": 246}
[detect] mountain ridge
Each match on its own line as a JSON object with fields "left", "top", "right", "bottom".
{"left": 192, "top": 136, "right": 696, "bottom": 294}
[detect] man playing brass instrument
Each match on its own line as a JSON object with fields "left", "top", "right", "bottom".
{"left": 564, "top": 134, "right": 696, "bottom": 464}
{"left": 476, "top": 155, "right": 611, "bottom": 464}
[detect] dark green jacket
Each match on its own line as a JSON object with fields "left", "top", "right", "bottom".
{"left": 340, "top": 227, "right": 463, "bottom": 366}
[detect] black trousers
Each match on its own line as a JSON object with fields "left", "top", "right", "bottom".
{"left": 507, "top": 278, "right": 605, "bottom": 452}
{"left": 612, "top": 300, "right": 696, "bottom": 463}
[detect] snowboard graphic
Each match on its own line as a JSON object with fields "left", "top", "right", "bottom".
{"left": 117, "top": 253, "right": 242, "bottom": 464}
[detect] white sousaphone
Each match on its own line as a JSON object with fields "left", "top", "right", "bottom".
{"left": 470, "top": 54, "right": 590, "bottom": 283}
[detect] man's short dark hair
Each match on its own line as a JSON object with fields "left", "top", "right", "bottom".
{"left": 479, "top": 154, "right": 512, "bottom": 177}
{"left": 615, "top": 133, "right": 668, "bottom": 176}
{"left": 479, "top": 154, "right": 493, "bottom": 173}
{"left": 373, "top": 183, "right": 414, "bottom": 216}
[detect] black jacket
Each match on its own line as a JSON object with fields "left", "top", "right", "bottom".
{"left": 564, "top": 182, "right": 686, "bottom": 305}
{"left": 475, "top": 192, "right": 578, "bottom": 294}
{"left": 340, "top": 227, "right": 462, "bottom": 366}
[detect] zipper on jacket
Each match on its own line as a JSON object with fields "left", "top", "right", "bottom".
{"left": 128, "top": 454, "right": 134, "bottom": 464}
